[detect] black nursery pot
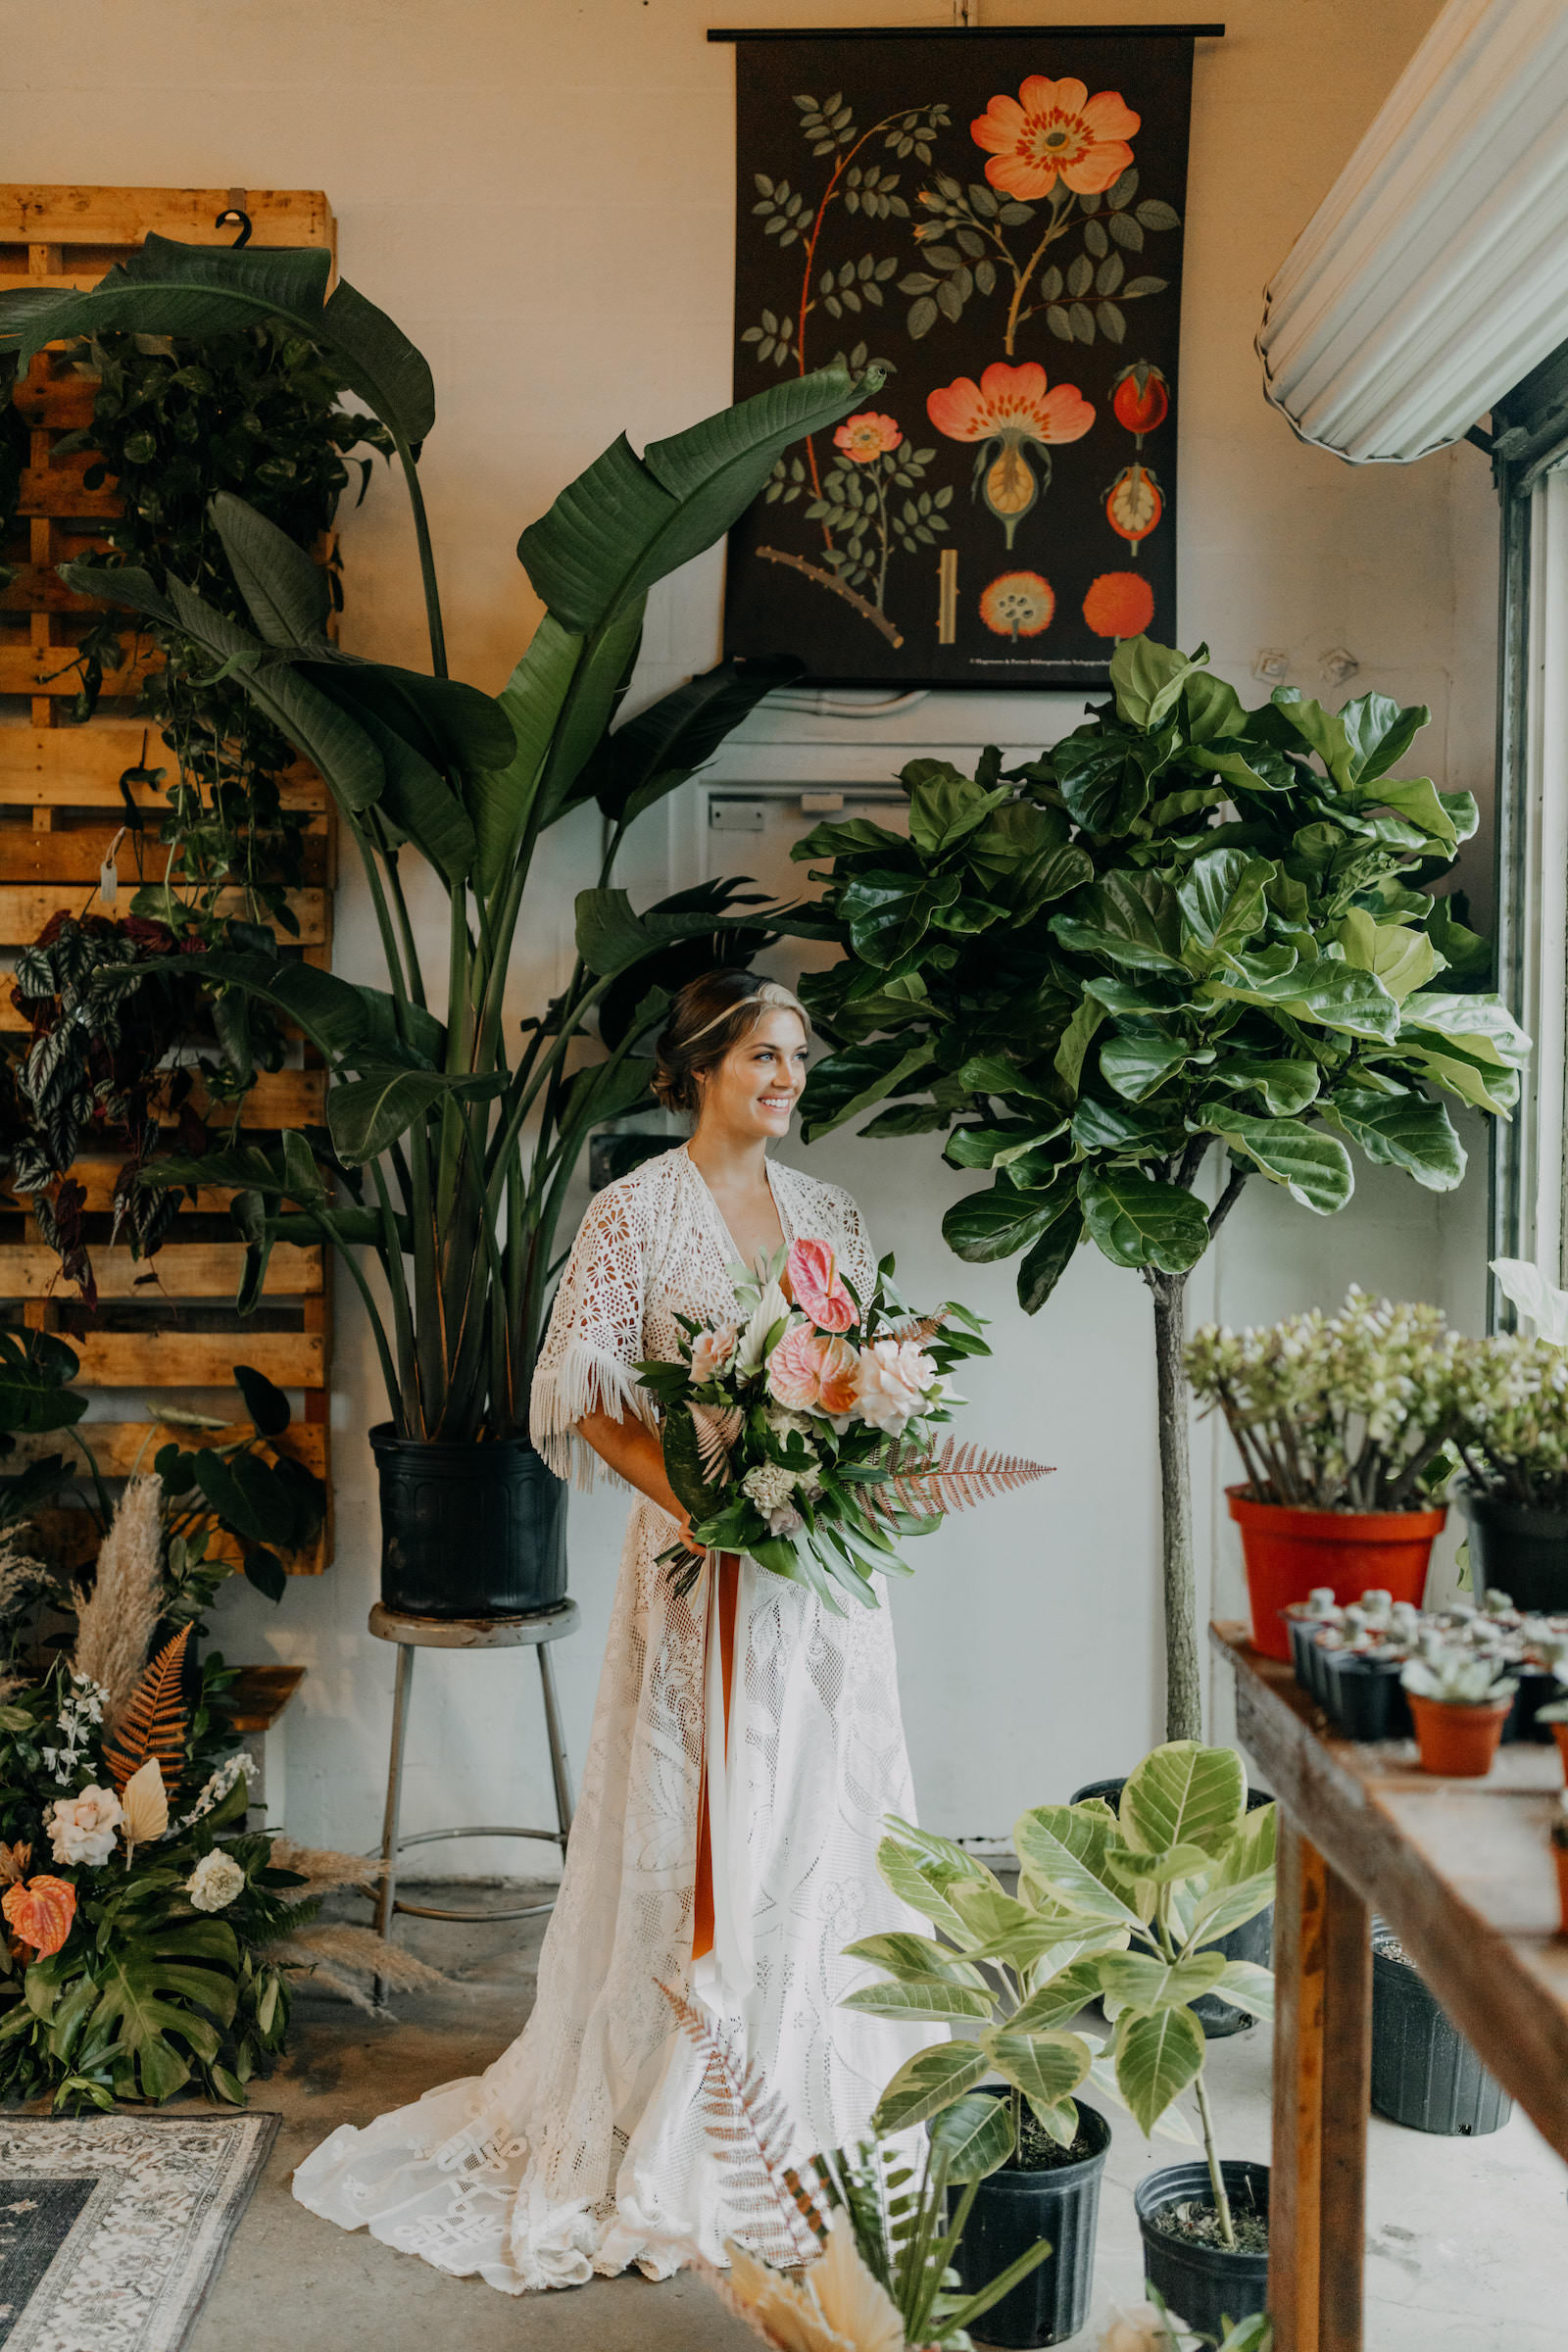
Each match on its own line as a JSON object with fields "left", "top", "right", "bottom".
{"left": 1068, "top": 1781, "right": 1274, "bottom": 2039}
{"left": 1134, "top": 2160, "right": 1270, "bottom": 2339}
{"left": 1319, "top": 1651, "right": 1410, "bottom": 1742}
{"left": 1371, "top": 1925, "right": 1512, "bottom": 2135}
{"left": 949, "top": 2094, "right": 1111, "bottom": 2349}
{"left": 1461, "top": 1485, "right": 1568, "bottom": 1615}
{"left": 370, "top": 1424, "right": 567, "bottom": 1619}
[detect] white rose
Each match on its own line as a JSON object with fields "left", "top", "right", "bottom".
{"left": 48, "top": 1785, "right": 123, "bottom": 1868}
{"left": 1099, "top": 2304, "right": 1173, "bottom": 2352}
{"left": 186, "top": 1850, "right": 246, "bottom": 1913}
{"left": 852, "top": 1337, "right": 938, "bottom": 1436}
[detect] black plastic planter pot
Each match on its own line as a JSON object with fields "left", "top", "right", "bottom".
{"left": 1460, "top": 1485, "right": 1568, "bottom": 1615}
{"left": 1370, "top": 1925, "right": 1512, "bottom": 2135}
{"left": 949, "top": 2094, "right": 1110, "bottom": 2349}
{"left": 1068, "top": 1780, "right": 1274, "bottom": 2038}
{"left": 1320, "top": 1651, "right": 1409, "bottom": 1741}
{"left": 1134, "top": 2160, "right": 1270, "bottom": 2338}
{"left": 370, "top": 1425, "right": 567, "bottom": 1619}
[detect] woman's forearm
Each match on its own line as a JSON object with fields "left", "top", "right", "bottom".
{"left": 576, "top": 1411, "right": 683, "bottom": 1520}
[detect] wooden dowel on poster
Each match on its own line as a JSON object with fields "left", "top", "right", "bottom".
{"left": 708, "top": 24, "right": 1226, "bottom": 40}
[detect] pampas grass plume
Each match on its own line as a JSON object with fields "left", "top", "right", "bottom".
{"left": 72, "top": 1475, "right": 166, "bottom": 1719}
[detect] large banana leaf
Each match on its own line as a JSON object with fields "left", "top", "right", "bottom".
{"left": 575, "top": 655, "right": 803, "bottom": 826}
{"left": 483, "top": 365, "right": 881, "bottom": 855}
{"left": 0, "top": 235, "right": 435, "bottom": 447}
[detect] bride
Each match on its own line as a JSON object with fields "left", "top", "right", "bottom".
{"left": 292, "top": 967, "right": 943, "bottom": 2292}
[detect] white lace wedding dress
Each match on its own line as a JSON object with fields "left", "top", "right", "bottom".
{"left": 292, "top": 1143, "right": 944, "bottom": 2292}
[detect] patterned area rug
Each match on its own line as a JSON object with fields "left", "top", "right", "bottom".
{"left": 0, "top": 2114, "right": 278, "bottom": 2352}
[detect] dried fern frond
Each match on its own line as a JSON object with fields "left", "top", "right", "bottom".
{"left": 885, "top": 1313, "right": 945, "bottom": 1345}
{"left": 658, "top": 1980, "right": 827, "bottom": 2265}
{"left": 691, "top": 1403, "right": 744, "bottom": 1483}
{"left": 72, "top": 1475, "right": 166, "bottom": 1719}
{"left": 873, "top": 1437, "right": 1053, "bottom": 1521}
{"left": 268, "top": 1837, "right": 388, "bottom": 1896}
{"left": 0, "top": 1839, "right": 31, "bottom": 1886}
{"left": 263, "top": 1922, "right": 448, "bottom": 2011}
{"left": 0, "top": 1673, "right": 24, "bottom": 1703}
{"left": 101, "top": 1623, "right": 190, "bottom": 1794}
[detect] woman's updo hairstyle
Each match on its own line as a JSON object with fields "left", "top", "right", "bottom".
{"left": 653, "top": 968, "right": 809, "bottom": 1117}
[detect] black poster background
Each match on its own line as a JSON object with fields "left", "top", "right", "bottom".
{"left": 721, "top": 31, "right": 1194, "bottom": 688}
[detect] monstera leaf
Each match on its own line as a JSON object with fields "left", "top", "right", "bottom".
{"left": 77, "top": 1917, "right": 240, "bottom": 2102}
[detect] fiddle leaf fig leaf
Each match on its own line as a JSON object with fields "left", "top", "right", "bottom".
{"left": 1079, "top": 1171, "right": 1209, "bottom": 1274}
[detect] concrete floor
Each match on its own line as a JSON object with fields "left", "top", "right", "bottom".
{"left": 179, "top": 1882, "right": 1566, "bottom": 2352}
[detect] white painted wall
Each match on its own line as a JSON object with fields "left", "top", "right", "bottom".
{"left": 2, "top": 0, "right": 1499, "bottom": 1861}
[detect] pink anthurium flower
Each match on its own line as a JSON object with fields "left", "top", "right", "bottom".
{"left": 786, "top": 1238, "right": 857, "bottom": 1332}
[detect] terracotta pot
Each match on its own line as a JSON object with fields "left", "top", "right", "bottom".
{"left": 1552, "top": 1722, "right": 1568, "bottom": 1785}
{"left": 1553, "top": 1840, "right": 1568, "bottom": 1935}
{"left": 1407, "top": 1691, "right": 1511, "bottom": 1778}
{"left": 1227, "top": 1488, "right": 1446, "bottom": 1662}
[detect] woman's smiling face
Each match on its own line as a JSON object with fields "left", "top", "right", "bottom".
{"left": 696, "top": 1005, "right": 809, "bottom": 1141}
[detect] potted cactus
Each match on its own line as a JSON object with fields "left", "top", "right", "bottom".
{"left": 1399, "top": 1644, "right": 1517, "bottom": 1776}
{"left": 1187, "top": 1290, "right": 1459, "bottom": 1658}
{"left": 1017, "top": 1743, "right": 1276, "bottom": 2340}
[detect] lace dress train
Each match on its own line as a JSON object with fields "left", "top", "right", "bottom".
{"left": 291, "top": 1147, "right": 942, "bottom": 2290}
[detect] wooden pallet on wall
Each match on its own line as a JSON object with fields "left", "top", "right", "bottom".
{"left": 0, "top": 186, "right": 339, "bottom": 1574}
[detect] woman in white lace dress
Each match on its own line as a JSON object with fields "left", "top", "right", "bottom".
{"left": 293, "top": 969, "right": 943, "bottom": 2292}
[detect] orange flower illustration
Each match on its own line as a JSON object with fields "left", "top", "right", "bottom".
{"left": 1105, "top": 462, "right": 1163, "bottom": 550}
{"left": 1083, "top": 570, "right": 1155, "bottom": 640}
{"left": 979, "top": 572, "right": 1055, "bottom": 640}
{"left": 972, "top": 75, "right": 1139, "bottom": 202}
{"left": 834, "top": 412, "right": 903, "bottom": 465}
{"left": 927, "top": 362, "right": 1095, "bottom": 548}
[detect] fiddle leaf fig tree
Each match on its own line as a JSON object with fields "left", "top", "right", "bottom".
{"left": 790, "top": 639, "right": 1530, "bottom": 1737}
{"left": 1, "top": 241, "right": 881, "bottom": 1443}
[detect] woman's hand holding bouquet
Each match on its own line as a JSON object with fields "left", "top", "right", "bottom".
{"left": 638, "top": 1238, "right": 1049, "bottom": 1610}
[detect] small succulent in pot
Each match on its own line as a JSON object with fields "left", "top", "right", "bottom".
{"left": 1400, "top": 1643, "right": 1518, "bottom": 1778}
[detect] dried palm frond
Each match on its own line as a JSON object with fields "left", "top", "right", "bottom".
{"left": 264, "top": 1922, "right": 447, "bottom": 2012}
{"left": 872, "top": 1438, "right": 1053, "bottom": 1522}
{"left": 71, "top": 1475, "right": 166, "bottom": 1718}
{"left": 692, "top": 1403, "right": 744, "bottom": 1483}
{"left": 658, "top": 1980, "right": 827, "bottom": 2266}
{"left": 267, "top": 1838, "right": 388, "bottom": 1897}
{"left": 101, "top": 1624, "right": 190, "bottom": 1795}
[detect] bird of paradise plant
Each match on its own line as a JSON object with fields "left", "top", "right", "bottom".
{"left": 0, "top": 242, "right": 881, "bottom": 1445}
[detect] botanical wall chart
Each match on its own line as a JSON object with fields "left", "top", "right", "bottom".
{"left": 721, "top": 29, "right": 1195, "bottom": 687}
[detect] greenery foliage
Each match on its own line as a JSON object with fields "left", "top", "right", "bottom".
{"left": 789, "top": 636, "right": 1529, "bottom": 1731}
{"left": 0, "top": 238, "right": 878, "bottom": 1445}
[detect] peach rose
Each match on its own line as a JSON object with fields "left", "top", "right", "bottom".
{"left": 852, "top": 1337, "right": 937, "bottom": 1436}
{"left": 786, "top": 1238, "right": 857, "bottom": 1332}
{"left": 690, "top": 1324, "right": 737, "bottom": 1385}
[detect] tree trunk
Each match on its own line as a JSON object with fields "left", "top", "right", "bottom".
{"left": 1152, "top": 1268, "right": 1201, "bottom": 1740}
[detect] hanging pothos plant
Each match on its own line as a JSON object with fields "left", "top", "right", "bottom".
{"left": 0, "top": 325, "right": 393, "bottom": 1293}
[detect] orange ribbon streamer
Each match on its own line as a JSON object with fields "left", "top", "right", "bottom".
{"left": 692, "top": 1550, "right": 740, "bottom": 1963}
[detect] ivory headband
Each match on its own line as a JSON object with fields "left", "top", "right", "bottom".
{"left": 679, "top": 980, "right": 809, "bottom": 1049}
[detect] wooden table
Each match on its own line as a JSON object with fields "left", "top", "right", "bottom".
{"left": 1211, "top": 1622, "right": 1568, "bottom": 2352}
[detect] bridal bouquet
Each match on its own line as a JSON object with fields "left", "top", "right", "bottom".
{"left": 637, "top": 1238, "right": 1049, "bottom": 1609}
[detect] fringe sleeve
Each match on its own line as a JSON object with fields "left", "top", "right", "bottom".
{"left": 529, "top": 1187, "right": 658, "bottom": 1492}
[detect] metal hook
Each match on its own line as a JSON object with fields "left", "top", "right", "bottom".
{"left": 215, "top": 206, "right": 252, "bottom": 247}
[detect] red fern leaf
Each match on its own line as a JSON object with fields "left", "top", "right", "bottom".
{"left": 102, "top": 1625, "right": 191, "bottom": 1796}
{"left": 874, "top": 1437, "right": 1053, "bottom": 1521}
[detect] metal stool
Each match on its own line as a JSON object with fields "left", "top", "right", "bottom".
{"left": 368, "top": 1598, "right": 579, "bottom": 1999}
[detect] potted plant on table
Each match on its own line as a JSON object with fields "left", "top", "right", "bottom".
{"left": 1185, "top": 1290, "right": 1462, "bottom": 1659}
{"left": 1016, "top": 1742, "right": 1276, "bottom": 2340}
{"left": 787, "top": 636, "right": 1528, "bottom": 1737}
{"left": 1398, "top": 1642, "right": 1518, "bottom": 1777}
{"left": 0, "top": 240, "right": 883, "bottom": 1617}
{"left": 1451, "top": 1289, "right": 1568, "bottom": 1613}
